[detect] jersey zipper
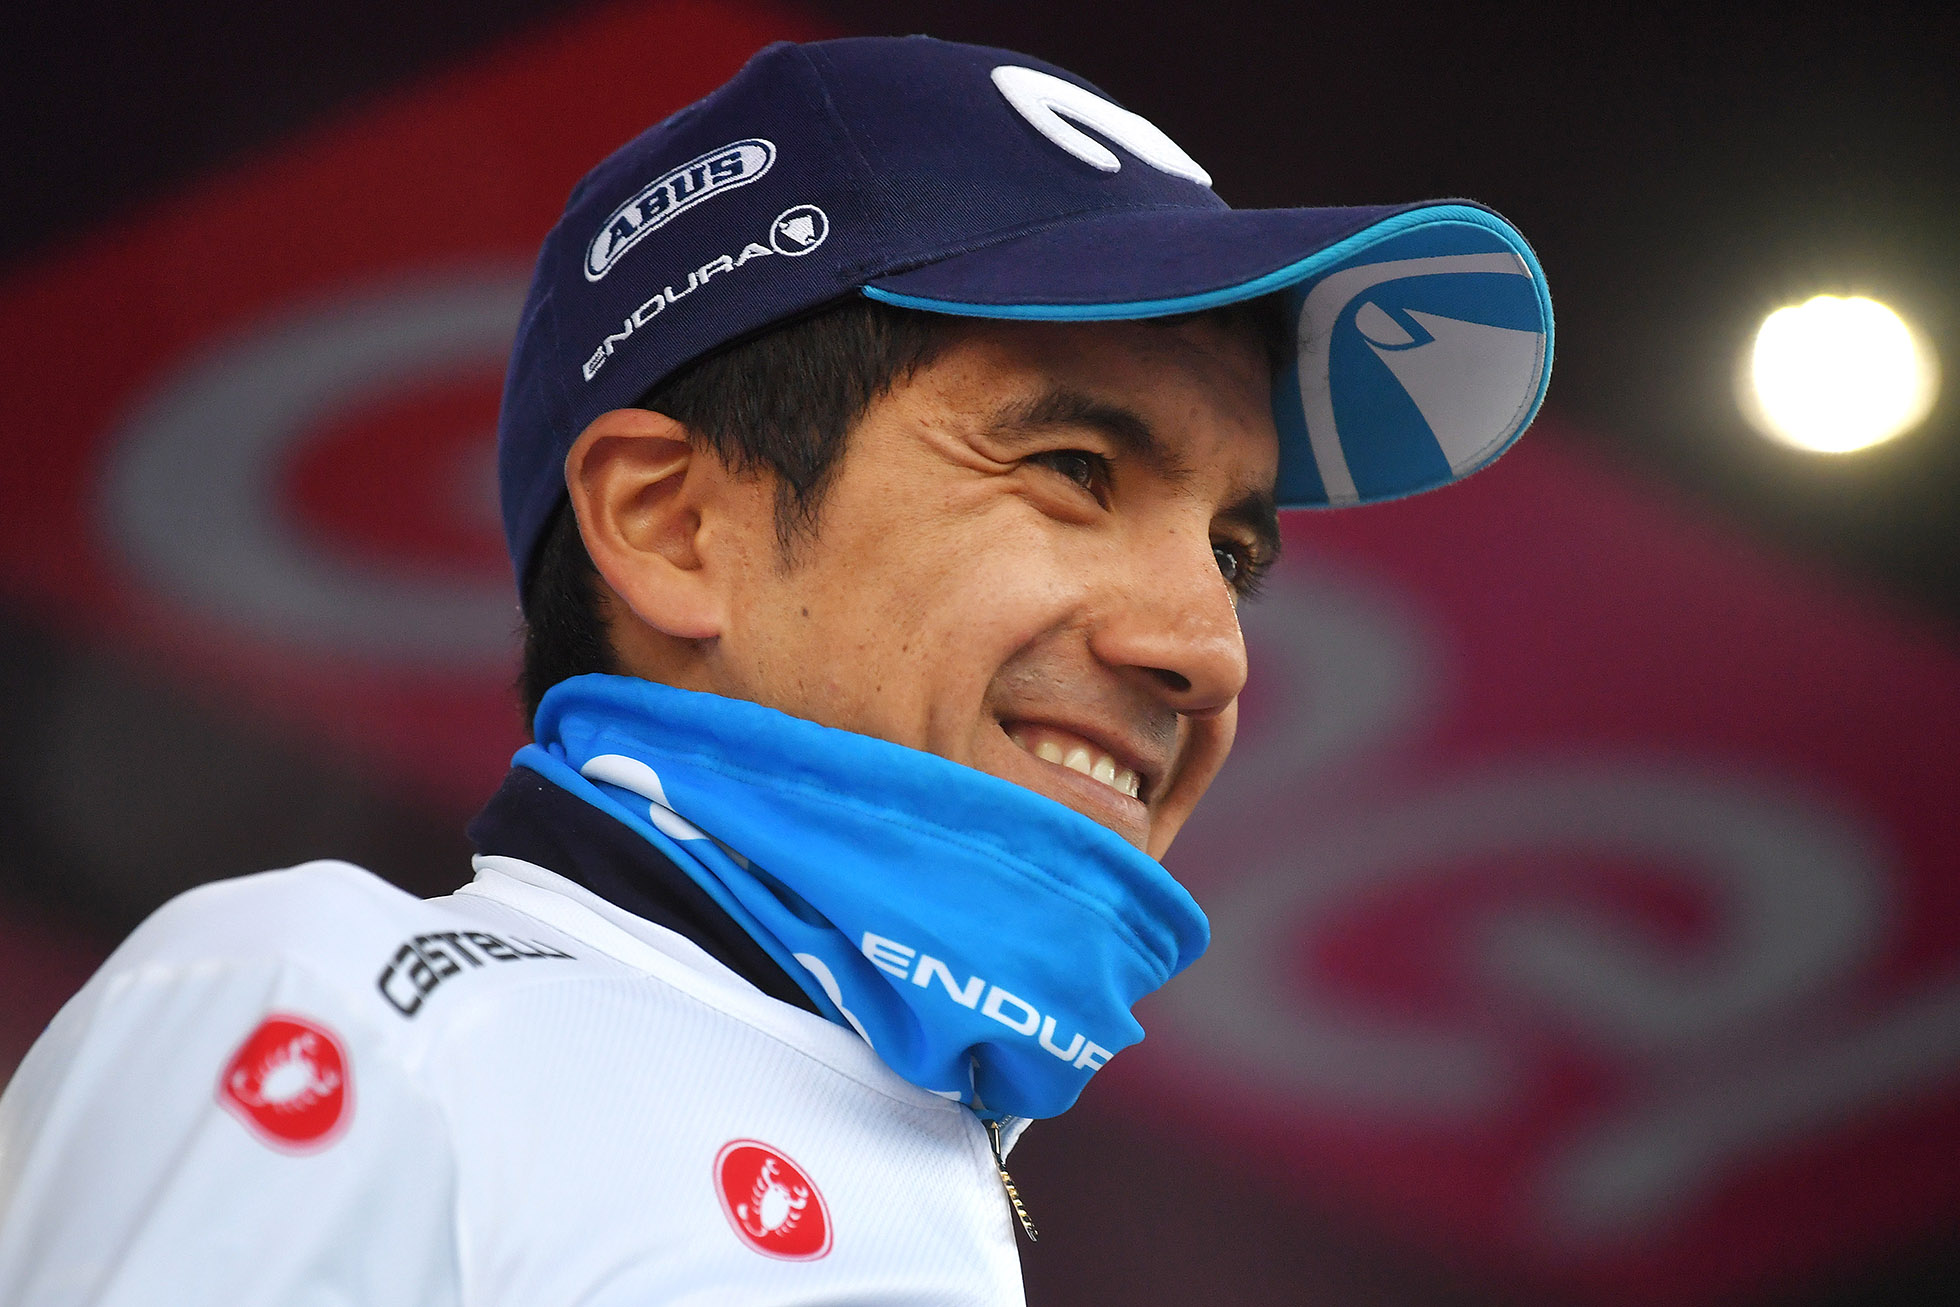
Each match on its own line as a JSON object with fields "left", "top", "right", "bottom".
{"left": 985, "top": 1118, "right": 1039, "bottom": 1242}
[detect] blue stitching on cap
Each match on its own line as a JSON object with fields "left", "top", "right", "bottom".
{"left": 861, "top": 204, "right": 1546, "bottom": 320}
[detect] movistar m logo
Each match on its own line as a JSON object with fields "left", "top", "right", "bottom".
{"left": 862, "top": 931, "right": 1115, "bottom": 1072}
{"left": 585, "top": 139, "right": 776, "bottom": 281}
{"left": 990, "top": 65, "right": 1210, "bottom": 186}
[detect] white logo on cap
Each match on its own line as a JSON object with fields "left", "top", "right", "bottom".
{"left": 1293, "top": 252, "right": 1544, "bottom": 505}
{"left": 585, "top": 139, "right": 776, "bottom": 281}
{"left": 769, "top": 205, "right": 829, "bottom": 256}
{"left": 991, "top": 65, "right": 1211, "bottom": 186}
{"left": 580, "top": 205, "right": 835, "bottom": 382}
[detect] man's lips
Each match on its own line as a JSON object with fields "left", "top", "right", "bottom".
{"left": 1003, "top": 721, "right": 1146, "bottom": 801}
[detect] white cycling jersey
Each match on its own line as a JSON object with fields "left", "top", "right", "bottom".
{"left": 0, "top": 857, "right": 1025, "bottom": 1306}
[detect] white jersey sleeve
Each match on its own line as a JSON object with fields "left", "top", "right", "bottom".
{"left": 0, "top": 863, "right": 462, "bottom": 1307}
{"left": 4, "top": 856, "right": 1028, "bottom": 1306}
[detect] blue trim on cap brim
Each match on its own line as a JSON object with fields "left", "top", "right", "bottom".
{"left": 864, "top": 203, "right": 1554, "bottom": 510}
{"left": 863, "top": 204, "right": 1541, "bottom": 321}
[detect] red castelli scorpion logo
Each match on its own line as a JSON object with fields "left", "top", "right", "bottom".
{"left": 217, "top": 1014, "right": 350, "bottom": 1149}
{"left": 714, "top": 1140, "right": 832, "bottom": 1259}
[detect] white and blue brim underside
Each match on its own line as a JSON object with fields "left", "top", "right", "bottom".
{"left": 864, "top": 204, "right": 1553, "bottom": 509}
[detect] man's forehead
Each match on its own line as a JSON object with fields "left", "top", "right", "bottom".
{"left": 984, "top": 317, "right": 1273, "bottom": 451}
{"left": 950, "top": 315, "right": 1275, "bottom": 432}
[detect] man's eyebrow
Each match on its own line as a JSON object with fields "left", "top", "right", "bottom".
{"left": 990, "top": 386, "right": 1282, "bottom": 560}
{"left": 987, "top": 388, "right": 1192, "bottom": 482}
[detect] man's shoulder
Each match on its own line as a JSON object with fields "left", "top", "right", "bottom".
{"left": 87, "top": 859, "right": 906, "bottom": 1104}
{"left": 94, "top": 861, "right": 605, "bottom": 1029}
{"left": 115, "top": 860, "right": 455, "bottom": 976}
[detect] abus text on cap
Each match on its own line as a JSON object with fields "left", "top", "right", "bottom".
{"left": 584, "top": 139, "right": 776, "bottom": 281}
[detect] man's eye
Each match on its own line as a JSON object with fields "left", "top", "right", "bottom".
{"left": 1029, "top": 449, "right": 1110, "bottom": 497}
{"left": 1214, "top": 542, "right": 1268, "bottom": 598}
{"left": 1213, "top": 543, "right": 1243, "bottom": 584}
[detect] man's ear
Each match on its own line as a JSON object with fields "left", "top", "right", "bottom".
{"left": 563, "top": 407, "right": 728, "bottom": 642}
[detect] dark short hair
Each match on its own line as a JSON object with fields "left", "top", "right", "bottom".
{"left": 518, "top": 296, "right": 948, "bottom": 724}
{"left": 515, "top": 293, "right": 1289, "bottom": 728}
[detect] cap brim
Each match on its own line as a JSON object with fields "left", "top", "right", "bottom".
{"left": 863, "top": 202, "right": 1552, "bottom": 508}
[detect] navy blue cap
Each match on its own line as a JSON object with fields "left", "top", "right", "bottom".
{"left": 497, "top": 35, "right": 1553, "bottom": 591}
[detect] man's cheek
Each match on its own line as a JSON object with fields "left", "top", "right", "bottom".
{"left": 1212, "top": 701, "right": 1241, "bottom": 763}
{"left": 1152, "top": 713, "right": 1237, "bottom": 851}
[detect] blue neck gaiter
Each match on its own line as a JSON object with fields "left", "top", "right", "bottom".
{"left": 515, "top": 675, "right": 1208, "bottom": 1121}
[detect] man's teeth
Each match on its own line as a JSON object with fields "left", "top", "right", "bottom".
{"left": 1025, "top": 736, "right": 1142, "bottom": 799}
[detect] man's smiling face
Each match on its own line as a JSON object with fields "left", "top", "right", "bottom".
{"left": 701, "top": 314, "right": 1280, "bottom": 858}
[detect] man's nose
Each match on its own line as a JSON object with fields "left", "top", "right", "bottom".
{"left": 1090, "top": 535, "right": 1249, "bottom": 717}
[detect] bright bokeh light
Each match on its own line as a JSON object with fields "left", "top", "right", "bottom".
{"left": 1742, "top": 295, "right": 1939, "bottom": 453}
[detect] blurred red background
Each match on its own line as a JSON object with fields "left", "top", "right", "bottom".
{"left": 3, "top": 2, "right": 1957, "bottom": 1303}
